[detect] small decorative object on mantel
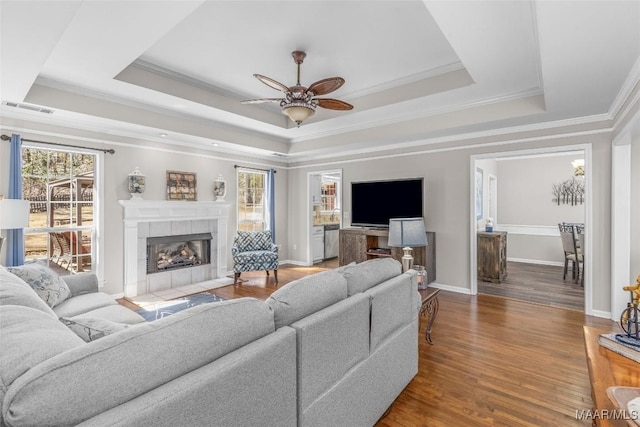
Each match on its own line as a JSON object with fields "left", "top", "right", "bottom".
{"left": 213, "top": 174, "right": 227, "bottom": 202}
{"left": 166, "top": 170, "right": 197, "bottom": 201}
{"left": 598, "top": 274, "right": 640, "bottom": 363}
{"left": 127, "top": 167, "right": 146, "bottom": 199}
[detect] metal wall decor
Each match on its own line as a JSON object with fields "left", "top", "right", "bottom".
{"left": 552, "top": 176, "right": 584, "bottom": 206}
{"left": 166, "top": 170, "right": 197, "bottom": 201}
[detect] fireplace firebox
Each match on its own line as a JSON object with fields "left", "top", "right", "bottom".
{"left": 146, "top": 233, "right": 212, "bottom": 274}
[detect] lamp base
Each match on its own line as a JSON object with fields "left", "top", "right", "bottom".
{"left": 401, "top": 247, "right": 414, "bottom": 273}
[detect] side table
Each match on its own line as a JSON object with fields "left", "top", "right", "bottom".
{"left": 419, "top": 287, "right": 440, "bottom": 344}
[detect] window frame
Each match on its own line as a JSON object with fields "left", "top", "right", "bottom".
{"left": 236, "top": 168, "right": 267, "bottom": 232}
{"left": 21, "top": 142, "right": 104, "bottom": 281}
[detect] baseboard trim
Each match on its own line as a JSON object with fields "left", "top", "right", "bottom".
{"left": 589, "top": 309, "right": 612, "bottom": 320}
{"left": 428, "top": 282, "right": 472, "bottom": 295}
{"left": 507, "top": 257, "right": 564, "bottom": 267}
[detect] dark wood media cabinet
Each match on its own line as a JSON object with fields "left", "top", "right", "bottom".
{"left": 339, "top": 227, "right": 436, "bottom": 284}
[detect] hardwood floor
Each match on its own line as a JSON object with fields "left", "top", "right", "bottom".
{"left": 119, "top": 261, "right": 618, "bottom": 426}
{"left": 478, "top": 261, "right": 585, "bottom": 311}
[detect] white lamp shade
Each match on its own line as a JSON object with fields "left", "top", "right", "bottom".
{"left": 388, "top": 218, "right": 427, "bottom": 247}
{"left": 0, "top": 199, "right": 31, "bottom": 229}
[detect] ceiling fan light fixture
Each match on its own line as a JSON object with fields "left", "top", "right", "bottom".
{"left": 243, "top": 50, "right": 352, "bottom": 128}
{"left": 282, "top": 103, "right": 315, "bottom": 127}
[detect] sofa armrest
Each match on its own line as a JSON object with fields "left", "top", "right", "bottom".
{"left": 60, "top": 273, "right": 99, "bottom": 297}
{"left": 3, "top": 298, "right": 275, "bottom": 427}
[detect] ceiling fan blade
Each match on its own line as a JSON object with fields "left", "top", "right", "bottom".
{"left": 254, "top": 74, "right": 290, "bottom": 93}
{"left": 308, "top": 77, "right": 345, "bottom": 96}
{"left": 315, "top": 98, "right": 353, "bottom": 110}
{"left": 241, "top": 98, "right": 282, "bottom": 104}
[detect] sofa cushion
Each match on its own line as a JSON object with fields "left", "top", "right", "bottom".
{"left": 0, "top": 267, "right": 56, "bottom": 317}
{"left": 60, "top": 273, "right": 99, "bottom": 297}
{"left": 60, "top": 317, "right": 131, "bottom": 342}
{"left": 53, "top": 291, "right": 117, "bottom": 318}
{"left": 70, "top": 304, "right": 146, "bottom": 325}
{"left": 6, "top": 262, "right": 71, "bottom": 308}
{"left": 340, "top": 258, "right": 402, "bottom": 296}
{"left": 292, "top": 293, "right": 370, "bottom": 412}
{"left": 266, "top": 270, "right": 348, "bottom": 328}
{"left": 365, "top": 271, "right": 415, "bottom": 352}
{"left": 0, "top": 305, "right": 84, "bottom": 420}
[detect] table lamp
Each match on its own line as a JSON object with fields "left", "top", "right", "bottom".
{"left": 0, "top": 199, "right": 31, "bottom": 254}
{"left": 388, "top": 217, "right": 427, "bottom": 272}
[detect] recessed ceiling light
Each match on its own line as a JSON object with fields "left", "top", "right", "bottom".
{"left": 212, "top": 143, "right": 219, "bottom": 147}
{"left": 159, "top": 133, "right": 168, "bottom": 138}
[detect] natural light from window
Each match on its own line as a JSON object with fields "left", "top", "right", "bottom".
{"left": 21, "top": 146, "right": 96, "bottom": 274}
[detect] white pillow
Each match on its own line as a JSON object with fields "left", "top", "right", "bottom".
{"left": 59, "top": 317, "right": 130, "bottom": 342}
{"left": 7, "top": 262, "right": 71, "bottom": 308}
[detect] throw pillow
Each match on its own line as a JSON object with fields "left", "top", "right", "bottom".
{"left": 7, "top": 262, "right": 71, "bottom": 308}
{"left": 59, "top": 317, "right": 130, "bottom": 342}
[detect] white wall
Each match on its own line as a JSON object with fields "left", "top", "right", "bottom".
{"left": 496, "top": 154, "right": 585, "bottom": 264}
{"left": 631, "top": 131, "right": 640, "bottom": 282}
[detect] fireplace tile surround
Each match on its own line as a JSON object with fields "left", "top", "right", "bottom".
{"left": 119, "top": 200, "right": 232, "bottom": 297}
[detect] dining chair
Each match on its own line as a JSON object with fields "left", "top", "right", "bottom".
{"left": 558, "top": 223, "right": 583, "bottom": 282}
{"left": 576, "top": 227, "right": 585, "bottom": 286}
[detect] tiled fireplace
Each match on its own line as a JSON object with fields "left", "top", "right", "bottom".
{"left": 119, "top": 200, "right": 231, "bottom": 297}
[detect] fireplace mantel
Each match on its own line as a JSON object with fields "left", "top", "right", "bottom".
{"left": 119, "top": 200, "right": 231, "bottom": 222}
{"left": 119, "top": 200, "right": 232, "bottom": 297}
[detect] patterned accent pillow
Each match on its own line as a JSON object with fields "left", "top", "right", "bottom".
{"left": 59, "top": 317, "right": 130, "bottom": 342}
{"left": 7, "top": 262, "right": 71, "bottom": 308}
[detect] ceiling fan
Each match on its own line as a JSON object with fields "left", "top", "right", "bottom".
{"left": 242, "top": 51, "right": 353, "bottom": 127}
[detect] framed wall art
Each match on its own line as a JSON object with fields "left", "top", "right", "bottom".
{"left": 166, "top": 170, "right": 197, "bottom": 201}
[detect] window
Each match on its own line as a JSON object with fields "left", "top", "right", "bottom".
{"left": 237, "top": 169, "right": 266, "bottom": 231}
{"left": 22, "top": 146, "right": 97, "bottom": 274}
{"left": 321, "top": 181, "right": 337, "bottom": 212}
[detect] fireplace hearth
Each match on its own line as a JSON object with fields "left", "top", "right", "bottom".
{"left": 147, "top": 233, "right": 212, "bottom": 274}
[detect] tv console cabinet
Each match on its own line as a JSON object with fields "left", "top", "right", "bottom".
{"left": 339, "top": 227, "right": 436, "bottom": 284}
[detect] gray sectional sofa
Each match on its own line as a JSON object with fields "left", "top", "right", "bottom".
{"left": 0, "top": 257, "right": 419, "bottom": 427}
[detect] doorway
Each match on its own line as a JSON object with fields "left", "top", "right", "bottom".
{"left": 307, "top": 170, "right": 342, "bottom": 266}
{"left": 470, "top": 145, "right": 592, "bottom": 314}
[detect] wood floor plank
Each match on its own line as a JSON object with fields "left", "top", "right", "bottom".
{"left": 478, "top": 261, "right": 585, "bottom": 311}
{"left": 119, "top": 261, "right": 618, "bottom": 426}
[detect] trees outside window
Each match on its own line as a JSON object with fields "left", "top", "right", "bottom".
{"left": 237, "top": 169, "right": 266, "bottom": 231}
{"left": 22, "top": 146, "right": 96, "bottom": 273}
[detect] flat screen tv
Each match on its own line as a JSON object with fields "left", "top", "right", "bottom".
{"left": 351, "top": 178, "right": 423, "bottom": 228}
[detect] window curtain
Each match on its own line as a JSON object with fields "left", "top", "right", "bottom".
{"left": 265, "top": 169, "right": 276, "bottom": 242}
{"left": 6, "top": 134, "right": 25, "bottom": 266}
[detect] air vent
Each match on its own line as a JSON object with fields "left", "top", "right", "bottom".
{"left": 2, "top": 101, "right": 54, "bottom": 114}
{"left": 272, "top": 152, "right": 287, "bottom": 158}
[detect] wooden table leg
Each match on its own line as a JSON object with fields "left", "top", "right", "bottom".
{"left": 419, "top": 288, "right": 440, "bottom": 345}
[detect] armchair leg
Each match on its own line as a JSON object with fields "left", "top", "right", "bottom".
{"left": 274, "top": 269, "right": 278, "bottom": 284}
{"left": 234, "top": 272, "right": 241, "bottom": 285}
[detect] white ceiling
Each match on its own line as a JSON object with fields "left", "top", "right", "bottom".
{"left": 1, "top": 0, "right": 638, "bottom": 163}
